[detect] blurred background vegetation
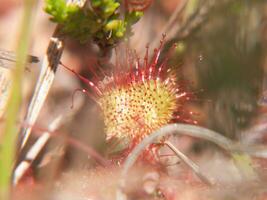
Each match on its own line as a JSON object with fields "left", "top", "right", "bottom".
{"left": 0, "top": 0, "right": 267, "bottom": 199}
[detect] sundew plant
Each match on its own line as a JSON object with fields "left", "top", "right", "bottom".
{"left": 0, "top": 0, "right": 267, "bottom": 200}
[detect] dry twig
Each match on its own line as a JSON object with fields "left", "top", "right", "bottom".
{"left": 164, "top": 140, "right": 214, "bottom": 186}
{"left": 13, "top": 115, "right": 63, "bottom": 185}
{"left": 19, "top": 26, "right": 65, "bottom": 150}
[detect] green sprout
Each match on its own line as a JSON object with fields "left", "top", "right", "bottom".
{"left": 44, "top": 0, "right": 143, "bottom": 46}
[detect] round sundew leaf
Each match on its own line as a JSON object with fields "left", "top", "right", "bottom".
{"left": 99, "top": 79, "right": 178, "bottom": 140}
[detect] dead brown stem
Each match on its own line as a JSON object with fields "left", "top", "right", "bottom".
{"left": 164, "top": 140, "right": 214, "bottom": 186}
{"left": 19, "top": 25, "right": 65, "bottom": 150}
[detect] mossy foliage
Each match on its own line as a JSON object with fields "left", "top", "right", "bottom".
{"left": 45, "top": 0, "right": 143, "bottom": 45}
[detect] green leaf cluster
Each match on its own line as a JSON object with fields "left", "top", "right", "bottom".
{"left": 44, "top": 0, "right": 143, "bottom": 45}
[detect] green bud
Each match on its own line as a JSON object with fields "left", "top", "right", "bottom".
{"left": 105, "top": 19, "right": 120, "bottom": 31}
{"left": 102, "top": 2, "right": 120, "bottom": 18}
{"left": 125, "top": 11, "right": 143, "bottom": 26}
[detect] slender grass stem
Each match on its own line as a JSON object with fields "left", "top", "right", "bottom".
{"left": 0, "top": 0, "right": 37, "bottom": 197}
{"left": 116, "top": 123, "right": 265, "bottom": 200}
